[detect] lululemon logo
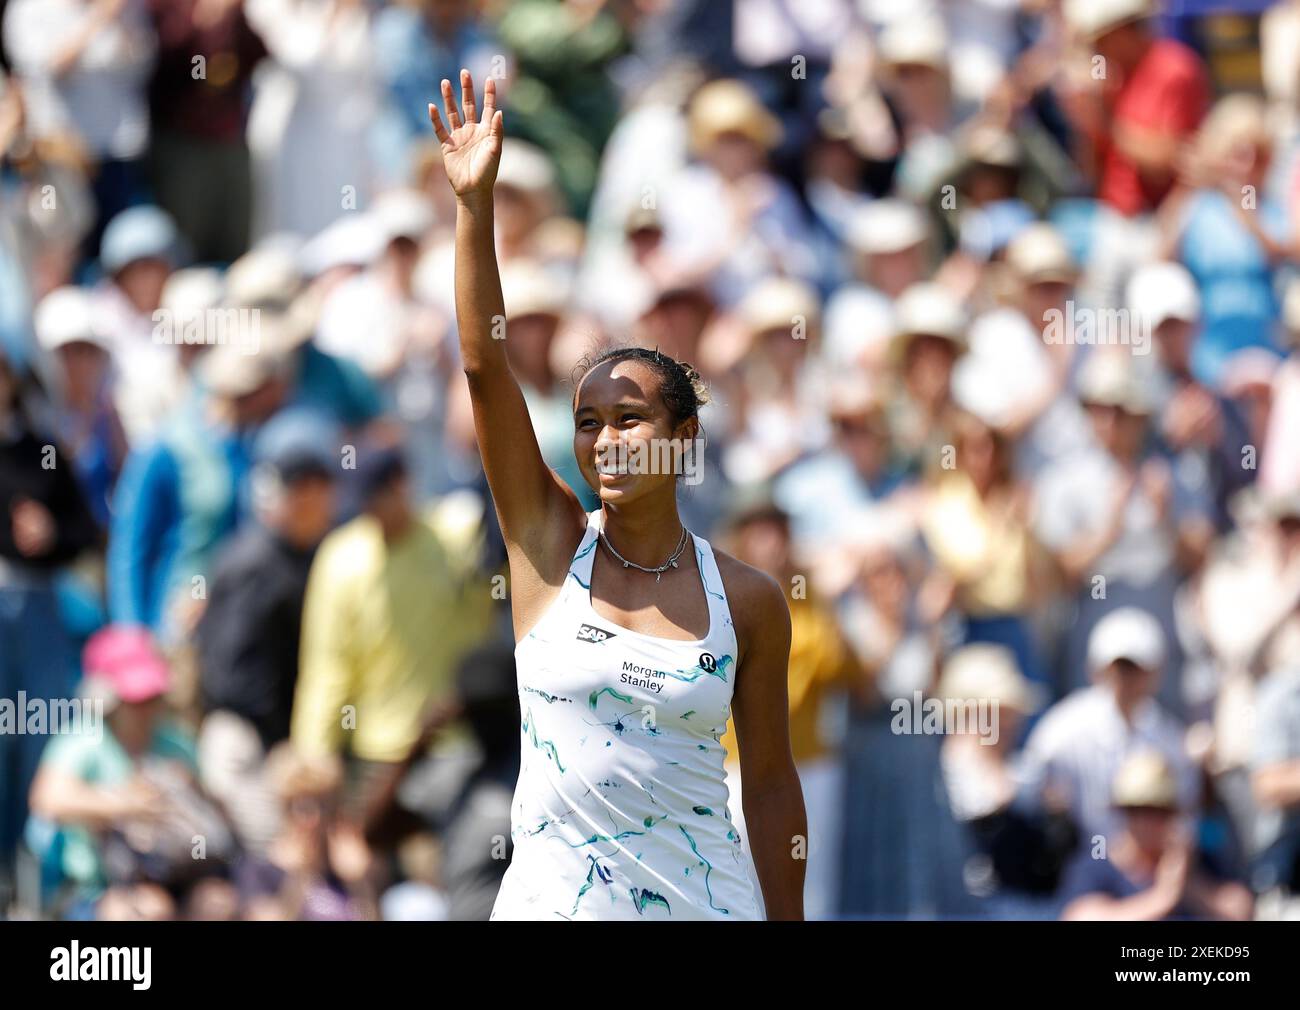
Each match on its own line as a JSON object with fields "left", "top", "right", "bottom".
{"left": 699, "top": 653, "right": 717, "bottom": 673}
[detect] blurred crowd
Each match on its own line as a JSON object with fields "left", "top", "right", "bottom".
{"left": 1, "top": 0, "right": 1300, "bottom": 921}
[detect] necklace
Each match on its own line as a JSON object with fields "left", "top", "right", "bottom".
{"left": 599, "top": 525, "right": 690, "bottom": 583}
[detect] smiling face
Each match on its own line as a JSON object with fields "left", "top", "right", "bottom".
{"left": 573, "top": 357, "right": 698, "bottom": 507}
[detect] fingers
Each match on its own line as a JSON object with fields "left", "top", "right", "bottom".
{"left": 460, "top": 68, "right": 477, "bottom": 124}
{"left": 482, "top": 75, "right": 497, "bottom": 120}
{"left": 490, "top": 109, "right": 504, "bottom": 144}
{"left": 441, "top": 78, "right": 462, "bottom": 132}
{"left": 427, "top": 103, "right": 449, "bottom": 143}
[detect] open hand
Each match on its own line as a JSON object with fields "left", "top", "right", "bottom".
{"left": 428, "top": 70, "right": 504, "bottom": 202}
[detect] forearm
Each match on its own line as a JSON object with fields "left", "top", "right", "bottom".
{"left": 1062, "top": 884, "right": 1178, "bottom": 921}
{"left": 741, "top": 771, "right": 807, "bottom": 921}
{"left": 454, "top": 196, "right": 507, "bottom": 378}
{"left": 1254, "top": 760, "right": 1300, "bottom": 809}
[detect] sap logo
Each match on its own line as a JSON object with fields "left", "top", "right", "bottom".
{"left": 576, "top": 623, "right": 617, "bottom": 644}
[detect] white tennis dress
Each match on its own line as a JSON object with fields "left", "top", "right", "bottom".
{"left": 491, "top": 509, "right": 760, "bottom": 920}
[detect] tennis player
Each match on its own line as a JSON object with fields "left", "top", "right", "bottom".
{"left": 429, "top": 70, "right": 805, "bottom": 920}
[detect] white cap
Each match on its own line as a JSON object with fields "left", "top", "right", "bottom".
{"left": 495, "top": 140, "right": 557, "bottom": 195}
{"left": 1006, "top": 223, "right": 1076, "bottom": 284}
{"left": 938, "top": 644, "right": 1045, "bottom": 714}
{"left": 226, "top": 245, "right": 302, "bottom": 311}
{"left": 1127, "top": 261, "right": 1200, "bottom": 329}
{"left": 198, "top": 344, "right": 286, "bottom": 399}
{"left": 892, "top": 282, "right": 967, "bottom": 347}
{"left": 847, "top": 199, "right": 930, "bottom": 256}
{"left": 1064, "top": 0, "right": 1153, "bottom": 40}
{"left": 34, "top": 286, "right": 110, "bottom": 352}
{"left": 738, "top": 277, "right": 821, "bottom": 335}
{"left": 1088, "top": 607, "right": 1166, "bottom": 675}
{"left": 877, "top": 15, "right": 948, "bottom": 69}
{"left": 162, "top": 267, "right": 224, "bottom": 317}
{"left": 1111, "top": 750, "right": 1180, "bottom": 810}
{"left": 501, "top": 260, "right": 566, "bottom": 320}
{"left": 371, "top": 188, "right": 437, "bottom": 244}
{"left": 298, "top": 214, "right": 386, "bottom": 278}
{"left": 1077, "top": 351, "right": 1156, "bottom": 415}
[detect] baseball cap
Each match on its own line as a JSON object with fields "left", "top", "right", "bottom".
{"left": 1004, "top": 222, "right": 1077, "bottom": 284}
{"left": 938, "top": 644, "right": 1045, "bottom": 714}
{"left": 846, "top": 199, "right": 930, "bottom": 256}
{"left": 1077, "top": 352, "right": 1155, "bottom": 415}
{"left": 100, "top": 205, "right": 182, "bottom": 274}
{"left": 1111, "top": 750, "right": 1180, "bottom": 811}
{"left": 737, "top": 277, "right": 820, "bottom": 336}
{"left": 197, "top": 344, "right": 286, "bottom": 399}
{"left": 1064, "top": 0, "right": 1154, "bottom": 40}
{"left": 372, "top": 188, "right": 437, "bottom": 244}
{"left": 689, "top": 79, "right": 783, "bottom": 152}
{"left": 299, "top": 214, "right": 386, "bottom": 278}
{"left": 34, "top": 286, "right": 110, "bottom": 352}
{"left": 82, "top": 625, "right": 171, "bottom": 705}
{"left": 253, "top": 407, "right": 339, "bottom": 484}
{"left": 877, "top": 15, "right": 948, "bottom": 69}
{"left": 1127, "top": 261, "right": 1200, "bottom": 330}
{"left": 495, "top": 140, "right": 558, "bottom": 195}
{"left": 891, "top": 282, "right": 968, "bottom": 359}
{"left": 1088, "top": 607, "right": 1166, "bottom": 675}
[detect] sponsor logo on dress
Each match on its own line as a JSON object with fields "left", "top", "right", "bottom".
{"left": 576, "top": 623, "right": 617, "bottom": 644}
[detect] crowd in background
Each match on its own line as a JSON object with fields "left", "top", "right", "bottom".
{"left": 1, "top": 0, "right": 1299, "bottom": 921}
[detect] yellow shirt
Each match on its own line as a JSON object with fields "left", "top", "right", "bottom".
{"left": 921, "top": 473, "right": 1037, "bottom": 616}
{"left": 291, "top": 500, "right": 492, "bottom": 763}
{"left": 721, "top": 592, "right": 860, "bottom": 767}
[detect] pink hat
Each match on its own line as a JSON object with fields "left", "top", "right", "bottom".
{"left": 83, "top": 626, "right": 171, "bottom": 704}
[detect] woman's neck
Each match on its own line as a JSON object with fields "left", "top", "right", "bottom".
{"left": 600, "top": 496, "right": 686, "bottom": 569}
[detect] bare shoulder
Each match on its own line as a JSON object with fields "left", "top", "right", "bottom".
{"left": 711, "top": 548, "right": 791, "bottom": 665}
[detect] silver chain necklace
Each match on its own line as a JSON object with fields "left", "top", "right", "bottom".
{"left": 599, "top": 525, "right": 690, "bottom": 583}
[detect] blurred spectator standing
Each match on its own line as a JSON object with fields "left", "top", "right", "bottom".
{"left": 145, "top": 0, "right": 268, "bottom": 264}
{"left": 0, "top": 346, "right": 99, "bottom": 889}
{"left": 106, "top": 343, "right": 288, "bottom": 644}
{"left": 720, "top": 494, "right": 865, "bottom": 920}
{"left": 33, "top": 286, "right": 128, "bottom": 526}
{"left": 3, "top": 0, "right": 158, "bottom": 259}
{"left": 1020, "top": 609, "right": 1197, "bottom": 866}
{"left": 290, "top": 447, "right": 491, "bottom": 812}
{"left": 196, "top": 409, "right": 338, "bottom": 854}
{"left": 244, "top": 0, "right": 377, "bottom": 240}
{"left": 1060, "top": 750, "right": 1252, "bottom": 921}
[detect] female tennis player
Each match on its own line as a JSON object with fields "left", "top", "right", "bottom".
{"left": 429, "top": 71, "right": 806, "bottom": 921}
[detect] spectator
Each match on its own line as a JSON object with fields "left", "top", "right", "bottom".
{"left": 720, "top": 494, "right": 866, "bottom": 920}
{"left": 196, "top": 409, "right": 339, "bottom": 853}
{"left": 0, "top": 346, "right": 100, "bottom": 887}
{"left": 146, "top": 0, "right": 268, "bottom": 263}
{"left": 32, "top": 285, "right": 127, "bottom": 526}
{"left": 1034, "top": 351, "right": 1215, "bottom": 709}
{"left": 27, "top": 626, "right": 226, "bottom": 918}
{"left": 1020, "top": 608, "right": 1197, "bottom": 860}
{"left": 3, "top": 0, "right": 158, "bottom": 257}
{"left": 106, "top": 343, "right": 289, "bottom": 642}
{"left": 290, "top": 446, "right": 491, "bottom": 812}
{"left": 1060, "top": 750, "right": 1252, "bottom": 920}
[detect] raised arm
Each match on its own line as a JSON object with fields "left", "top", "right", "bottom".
{"left": 429, "top": 71, "right": 582, "bottom": 556}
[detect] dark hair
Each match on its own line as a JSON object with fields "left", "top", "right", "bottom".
{"left": 572, "top": 346, "right": 709, "bottom": 429}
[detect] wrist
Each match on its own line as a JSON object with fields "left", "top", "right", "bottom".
{"left": 456, "top": 191, "right": 494, "bottom": 215}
